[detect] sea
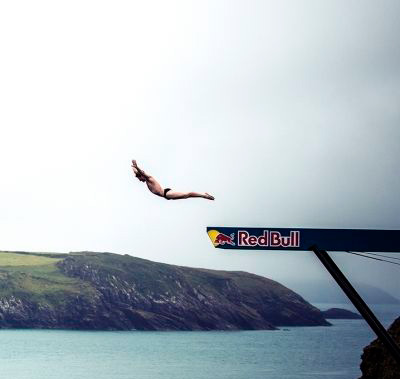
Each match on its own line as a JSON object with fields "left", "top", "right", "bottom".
{"left": 0, "top": 304, "right": 398, "bottom": 379}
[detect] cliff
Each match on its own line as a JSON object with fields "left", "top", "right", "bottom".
{"left": 0, "top": 251, "right": 330, "bottom": 330}
{"left": 359, "top": 317, "right": 400, "bottom": 379}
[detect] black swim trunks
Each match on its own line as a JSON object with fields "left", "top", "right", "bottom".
{"left": 163, "top": 188, "right": 172, "bottom": 200}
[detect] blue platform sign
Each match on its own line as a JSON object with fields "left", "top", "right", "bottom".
{"left": 207, "top": 227, "right": 400, "bottom": 252}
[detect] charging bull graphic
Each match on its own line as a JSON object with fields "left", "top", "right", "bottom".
{"left": 215, "top": 233, "right": 235, "bottom": 246}
{"left": 207, "top": 229, "right": 235, "bottom": 247}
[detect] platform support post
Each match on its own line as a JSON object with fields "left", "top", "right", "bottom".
{"left": 311, "top": 245, "right": 400, "bottom": 366}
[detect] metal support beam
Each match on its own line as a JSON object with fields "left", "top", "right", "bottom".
{"left": 311, "top": 245, "right": 400, "bottom": 366}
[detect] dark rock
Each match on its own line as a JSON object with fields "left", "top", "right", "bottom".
{"left": 359, "top": 317, "right": 400, "bottom": 379}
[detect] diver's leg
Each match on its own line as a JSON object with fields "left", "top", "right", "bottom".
{"left": 166, "top": 190, "right": 214, "bottom": 200}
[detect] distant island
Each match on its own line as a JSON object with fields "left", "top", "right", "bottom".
{"left": 320, "top": 308, "right": 362, "bottom": 319}
{"left": 288, "top": 279, "right": 399, "bottom": 305}
{"left": 0, "top": 250, "right": 335, "bottom": 330}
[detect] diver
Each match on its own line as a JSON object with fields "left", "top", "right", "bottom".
{"left": 131, "top": 160, "right": 215, "bottom": 201}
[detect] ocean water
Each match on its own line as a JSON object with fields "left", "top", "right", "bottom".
{"left": 0, "top": 304, "right": 398, "bottom": 379}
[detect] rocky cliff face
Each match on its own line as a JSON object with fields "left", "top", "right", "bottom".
{"left": 359, "top": 317, "right": 400, "bottom": 379}
{"left": 0, "top": 251, "right": 330, "bottom": 330}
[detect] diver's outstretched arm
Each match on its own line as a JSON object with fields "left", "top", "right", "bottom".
{"left": 131, "top": 160, "right": 150, "bottom": 180}
{"left": 132, "top": 160, "right": 163, "bottom": 197}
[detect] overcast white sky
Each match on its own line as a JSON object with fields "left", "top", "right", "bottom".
{"left": 1, "top": 0, "right": 399, "bottom": 297}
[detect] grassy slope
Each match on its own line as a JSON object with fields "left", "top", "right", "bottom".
{"left": 0, "top": 251, "right": 95, "bottom": 306}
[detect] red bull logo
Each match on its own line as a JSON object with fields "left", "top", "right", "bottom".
{"left": 207, "top": 230, "right": 235, "bottom": 247}
{"left": 238, "top": 230, "right": 300, "bottom": 248}
{"left": 208, "top": 229, "right": 301, "bottom": 248}
{"left": 215, "top": 233, "right": 235, "bottom": 246}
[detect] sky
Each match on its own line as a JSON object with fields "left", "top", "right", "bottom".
{"left": 0, "top": 0, "right": 399, "bottom": 298}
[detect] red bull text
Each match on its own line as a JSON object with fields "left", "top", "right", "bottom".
{"left": 238, "top": 230, "right": 300, "bottom": 248}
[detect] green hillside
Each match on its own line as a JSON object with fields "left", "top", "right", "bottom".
{"left": 0, "top": 251, "right": 95, "bottom": 307}
{"left": 0, "top": 250, "right": 330, "bottom": 330}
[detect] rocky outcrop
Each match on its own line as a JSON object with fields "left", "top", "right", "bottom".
{"left": 359, "top": 317, "right": 400, "bottom": 379}
{"left": 0, "top": 251, "right": 330, "bottom": 330}
{"left": 321, "top": 308, "right": 362, "bottom": 319}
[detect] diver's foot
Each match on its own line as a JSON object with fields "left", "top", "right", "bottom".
{"left": 205, "top": 193, "right": 215, "bottom": 200}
